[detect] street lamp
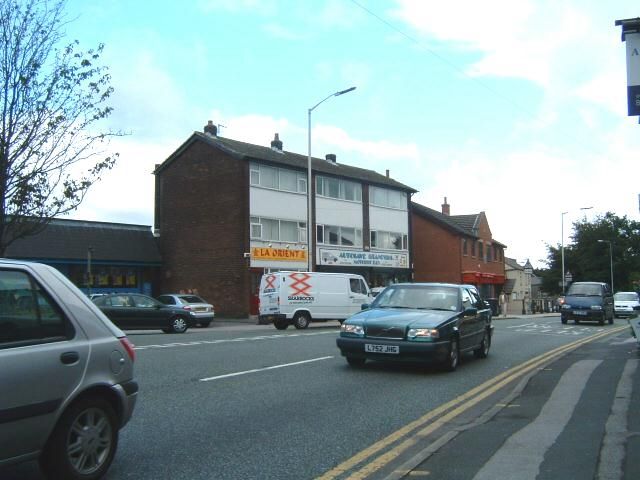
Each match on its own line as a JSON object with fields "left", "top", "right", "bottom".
{"left": 561, "top": 206, "right": 592, "bottom": 293}
{"left": 307, "top": 86, "right": 356, "bottom": 272}
{"left": 87, "top": 247, "right": 94, "bottom": 296}
{"left": 597, "top": 239, "right": 614, "bottom": 292}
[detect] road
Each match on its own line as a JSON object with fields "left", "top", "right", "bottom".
{"left": 2, "top": 314, "right": 635, "bottom": 479}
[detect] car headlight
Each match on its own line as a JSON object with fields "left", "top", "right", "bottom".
{"left": 590, "top": 305, "right": 603, "bottom": 310}
{"left": 407, "top": 328, "right": 439, "bottom": 340}
{"left": 561, "top": 304, "right": 571, "bottom": 309}
{"left": 341, "top": 324, "right": 364, "bottom": 336}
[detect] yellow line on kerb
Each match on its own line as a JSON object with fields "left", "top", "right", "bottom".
{"left": 316, "top": 326, "right": 627, "bottom": 480}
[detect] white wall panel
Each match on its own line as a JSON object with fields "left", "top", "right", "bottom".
{"left": 250, "top": 187, "right": 306, "bottom": 221}
{"left": 316, "top": 197, "right": 362, "bottom": 227}
{"left": 369, "top": 206, "right": 408, "bottom": 233}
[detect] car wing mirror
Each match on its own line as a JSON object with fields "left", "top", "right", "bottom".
{"left": 464, "top": 307, "right": 478, "bottom": 316}
{"left": 361, "top": 303, "right": 370, "bottom": 310}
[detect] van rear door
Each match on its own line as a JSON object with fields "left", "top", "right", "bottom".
{"left": 259, "top": 273, "right": 280, "bottom": 316}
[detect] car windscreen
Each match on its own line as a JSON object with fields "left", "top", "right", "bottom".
{"left": 566, "top": 284, "right": 602, "bottom": 296}
{"left": 614, "top": 293, "right": 639, "bottom": 301}
{"left": 372, "top": 285, "right": 459, "bottom": 311}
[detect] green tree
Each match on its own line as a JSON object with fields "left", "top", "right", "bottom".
{"left": 541, "top": 213, "right": 640, "bottom": 294}
{"left": 0, "top": 0, "right": 119, "bottom": 256}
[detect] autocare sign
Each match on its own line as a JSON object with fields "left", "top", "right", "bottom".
{"left": 287, "top": 272, "right": 314, "bottom": 304}
{"left": 318, "top": 247, "right": 409, "bottom": 268}
{"left": 625, "top": 32, "right": 640, "bottom": 116}
{"left": 251, "top": 247, "right": 307, "bottom": 261}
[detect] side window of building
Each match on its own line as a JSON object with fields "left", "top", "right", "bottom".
{"left": 462, "top": 238, "right": 467, "bottom": 255}
{"left": 0, "top": 269, "right": 72, "bottom": 347}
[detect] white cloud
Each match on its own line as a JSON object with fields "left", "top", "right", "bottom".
{"left": 262, "top": 23, "right": 303, "bottom": 40}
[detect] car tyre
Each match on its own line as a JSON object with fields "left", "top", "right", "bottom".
{"left": 599, "top": 313, "right": 605, "bottom": 326}
{"left": 575, "top": 318, "right": 580, "bottom": 324}
{"left": 40, "top": 396, "right": 118, "bottom": 480}
{"left": 608, "top": 311, "right": 614, "bottom": 325}
{"left": 169, "top": 316, "right": 188, "bottom": 333}
{"left": 474, "top": 330, "right": 491, "bottom": 359}
{"left": 274, "top": 320, "right": 288, "bottom": 330}
{"left": 346, "top": 356, "right": 366, "bottom": 367}
{"left": 443, "top": 337, "right": 459, "bottom": 372}
{"left": 293, "top": 312, "right": 310, "bottom": 329}
{"left": 561, "top": 317, "right": 567, "bottom": 325}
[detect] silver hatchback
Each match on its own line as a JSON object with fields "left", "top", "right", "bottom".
{"left": 0, "top": 259, "right": 138, "bottom": 479}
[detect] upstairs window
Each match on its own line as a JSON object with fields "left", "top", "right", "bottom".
{"left": 369, "top": 186, "right": 407, "bottom": 209}
{"left": 316, "top": 176, "right": 362, "bottom": 202}
{"left": 250, "top": 163, "right": 307, "bottom": 194}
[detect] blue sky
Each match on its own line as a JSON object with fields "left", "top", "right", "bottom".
{"left": 64, "top": 0, "right": 640, "bottom": 268}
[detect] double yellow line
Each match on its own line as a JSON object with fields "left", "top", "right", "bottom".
{"left": 317, "top": 326, "right": 628, "bottom": 480}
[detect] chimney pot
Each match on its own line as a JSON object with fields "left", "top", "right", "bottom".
{"left": 271, "top": 133, "right": 283, "bottom": 152}
{"left": 204, "top": 120, "right": 217, "bottom": 136}
{"left": 441, "top": 197, "right": 450, "bottom": 216}
{"left": 325, "top": 153, "right": 336, "bottom": 163}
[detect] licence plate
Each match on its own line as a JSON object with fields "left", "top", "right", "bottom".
{"left": 365, "top": 344, "right": 399, "bottom": 354}
{"left": 574, "top": 311, "right": 587, "bottom": 316}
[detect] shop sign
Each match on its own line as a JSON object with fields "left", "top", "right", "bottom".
{"left": 318, "top": 248, "right": 408, "bottom": 268}
{"left": 251, "top": 247, "right": 307, "bottom": 262}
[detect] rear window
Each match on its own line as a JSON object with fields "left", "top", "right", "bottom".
{"left": 567, "top": 283, "right": 603, "bottom": 296}
{"left": 179, "top": 295, "right": 206, "bottom": 303}
{"left": 615, "top": 293, "right": 639, "bottom": 302}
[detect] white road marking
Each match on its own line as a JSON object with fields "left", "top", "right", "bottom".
{"left": 133, "top": 330, "right": 335, "bottom": 350}
{"left": 473, "top": 359, "right": 602, "bottom": 480}
{"left": 199, "top": 356, "right": 334, "bottom": 382}
{"left": 597, "top": 359, "right": 638, "bottom": 480}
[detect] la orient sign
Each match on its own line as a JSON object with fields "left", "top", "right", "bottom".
{"left": 250, "top": 247, "right": 307, "bottom": 262}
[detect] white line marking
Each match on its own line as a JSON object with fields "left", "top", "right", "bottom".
{"left": 199, "top": 356, "right": 334, "bottom": 382}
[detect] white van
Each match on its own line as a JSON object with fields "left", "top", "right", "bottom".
{"left": 258, "top": 272, "right": 373, "bottom": 329}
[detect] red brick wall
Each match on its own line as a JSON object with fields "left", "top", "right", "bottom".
{"left": 156, "top": 140, "right": 250, "bottom": 317}
{"left": 411, "top": 213, "right": 462, "bottom": 283}
{"left": 460, "top": 213, "right": 504, "bottom": 277}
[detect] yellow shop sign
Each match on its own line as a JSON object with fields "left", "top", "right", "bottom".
{"left": 251, "top": 247, "right": 307, "bottom": 262}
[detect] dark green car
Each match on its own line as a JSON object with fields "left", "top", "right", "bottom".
{"left": 92, "top": 293, "right": 195, "bottom": 333}
{"left": 336, "top": 283, "right": 493, "bottom": 371}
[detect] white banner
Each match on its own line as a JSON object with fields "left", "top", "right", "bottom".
{"left": 625, "top": 32, "right": 640, "bottom": 115}
{"left": 318, "top": 247, "right": 409, "bottom": 268}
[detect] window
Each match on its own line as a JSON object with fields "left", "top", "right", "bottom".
{"left": 370, "top": 230, "right": 407, "bottom": 250}
{"left": 317, "top": 224, "right": 362, "bottom": 247}
{"left": 250, "top": 217, "right": 306, "bottom": 243}
{"left": 479, "top": 242, "right": 484, "bottom": 261}
{"left": 316, "top": 176, "right": 362, "bottom": 202}
{"left": 461, "top": 289, "right": 474, "bottom": 310}
{"left": 0, "top": 269, "right": 71, "bottom": 346}
{"left": 487, "top": 244, "right": 492, "bottom": 262}
{"left": 462, "top": 238, "right": 468, "bottom": 255}
{"left": 250, "top": 162, "right": 306, "bottom": 193}
{"left": 369, "top": 186, "right": 407, "bottom": 209}
{"left": 350, "top": 278, "right": 367, "bottom": 295}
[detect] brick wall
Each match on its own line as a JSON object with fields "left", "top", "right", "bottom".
{"left": 156, "top": 140, "right": 250, "bottom": 317}
{"left": 411, "top": 212, "right": 462, "bottom": 283}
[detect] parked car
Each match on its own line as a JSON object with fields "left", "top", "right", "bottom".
{"left": 156, "top": 293, "right": 215, "bottom": 327}
{"left": 614, "top": 291, "right": 640, "bottom": 318}
{"left": 336, "top": 283, "right": 493, "bottom": 371}
{"left": 92, "top": 293, "right": 196, "bottom": 333}
{"left": 560, "top": 281, "right": 614, "bottom": 325}
{"left": 0, "top": 259, "right": 138, "bottom": 479}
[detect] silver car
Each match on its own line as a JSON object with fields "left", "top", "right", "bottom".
{"left": 0, "top": 259, "right": 138, "bottom": 479}
{"left": 157, "top": 293, "right": 215, "bottom": 327}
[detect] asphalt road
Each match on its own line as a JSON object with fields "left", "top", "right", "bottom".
{"left": 2, "top": 314, "right": 631, "bottom": 480}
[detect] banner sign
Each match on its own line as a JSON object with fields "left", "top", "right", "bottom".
{"left": 318, "top": 247, "right": 409, "bottom": 268}
{"left": 251, "top": 247, "right": 307, "bottom": 262}
{"left": 626, "top": 32, "right": 640, "bottom": 116}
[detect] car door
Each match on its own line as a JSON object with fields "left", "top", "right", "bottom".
{"left": 0, "top": 267, "right": 89, "bottom": 462}
{"left": 101, "top": 294, "right": 136, "bottom": 329}
{"left": 458, "top": 287, "right": 480, "bottom": 350}
{"left": 131, "top": 294, "right": 169, "bottom": 328}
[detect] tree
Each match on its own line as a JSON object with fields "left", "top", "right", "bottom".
{"left": 541, "top": 213, "right": 640, "bottom": 294}
{"left": 0, "top": 0, "right": 119, "bottom": 256}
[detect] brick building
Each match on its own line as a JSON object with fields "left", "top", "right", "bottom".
{"left": 153, "top": 122, "right": 416, "bottom": 317}
{"left": 411, "top": 198, "right": 506, "bottom": 299}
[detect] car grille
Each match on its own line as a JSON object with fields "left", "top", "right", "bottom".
{"left": 366, "top": 325, "right": 405, "bottom": 340}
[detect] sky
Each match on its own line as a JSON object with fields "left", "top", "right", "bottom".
{"left": 62, "top": 0, "right": 640, "bottom": 268}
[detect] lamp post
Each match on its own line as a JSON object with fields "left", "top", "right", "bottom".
{"left": 597, "top": 239, "right": 614, "bottom": 292}
{"left": 561, "top": 206, "right": 592, "bottom": 294}
{"left": 307, "top": 86, "right": 356, "bottom": 272}
{"left": 87, "top": 247, "right": 94, "bottom": 296}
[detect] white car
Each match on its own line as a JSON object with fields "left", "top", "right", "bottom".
{"left": 614, "top": 291, "right": 640, "bottom": 318}
{"left": 156, "top": 293, "right": 215, "bottom": 327}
